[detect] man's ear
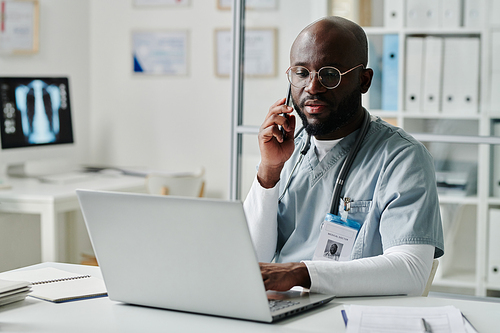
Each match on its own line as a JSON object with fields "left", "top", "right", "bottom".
{"left": 359, "top": 68, "right": 373, "bottom": 94}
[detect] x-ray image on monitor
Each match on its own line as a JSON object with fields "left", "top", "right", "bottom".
{"left": 0, "top": 77, "right": 74, "bottom": 149}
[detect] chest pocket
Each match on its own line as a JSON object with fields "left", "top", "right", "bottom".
{"left": 339, "top": 198, "right": 372, "bottom": 225}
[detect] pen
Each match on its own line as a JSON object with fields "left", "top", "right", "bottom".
{"left": 341, "top": 309, "right": 348, "bottom": 327}
{"left": 421, "top": 318, "right": 432, "bottom": 333}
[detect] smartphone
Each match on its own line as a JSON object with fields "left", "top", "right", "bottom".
{"left": 281, "top": 83, "right": 292, "bottom": 138}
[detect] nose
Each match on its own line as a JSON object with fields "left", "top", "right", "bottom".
{"left": 305, "top": 71, "right": 327, "bottom": 94}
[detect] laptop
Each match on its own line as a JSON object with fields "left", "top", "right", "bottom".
{"left": 76, "top": 190, "right": 335, "bottom": 323}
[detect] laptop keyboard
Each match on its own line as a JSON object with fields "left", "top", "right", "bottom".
{"left": 268, "top": 299, "right": 300, "bottom": 312}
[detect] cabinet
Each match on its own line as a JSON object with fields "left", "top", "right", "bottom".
{"left": 362, "top": 0, "right": 500, "bottom": 297}
{"left": 229, "top": 0, "right": 500, "bottom": 297}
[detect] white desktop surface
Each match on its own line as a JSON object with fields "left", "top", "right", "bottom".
{"left": 0, "top": 173, "right": 145, "bottom": 201}
{"left": 0, "top": 174, "right": 146, "bottom": 262}
{"left": 0, "top": 263, "right": 499, "bottom": 333}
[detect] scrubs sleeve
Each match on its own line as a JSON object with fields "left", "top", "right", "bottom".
{"left": 243, "top": 176, "right": 280, "bottom": 262}
{"left": 376, "top": 144, "right": 444, "bottom": 258}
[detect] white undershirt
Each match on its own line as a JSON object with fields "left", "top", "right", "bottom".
{"left": 243, "top": 176, "right": 435, "bottom": 297}
{"left": 313, "top": 136, "right": 342, "bottom": 161}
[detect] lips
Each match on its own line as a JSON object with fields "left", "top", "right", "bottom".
{"left": 304, "top": 100, "right": 328, "bottom": 114}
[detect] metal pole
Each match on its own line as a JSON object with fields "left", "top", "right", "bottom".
{"left": 229, "top": 0, "right": 245, "bottom": 200}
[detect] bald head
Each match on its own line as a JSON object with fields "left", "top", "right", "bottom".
{"left": 287, "top": 16, "right": 373, "bottom": 140}
{"left": 291, "top": 16, "right": 368, "bottom": 67}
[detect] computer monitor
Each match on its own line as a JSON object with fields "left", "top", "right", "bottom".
{"left": 0, "top": 77, "right": 75, "bottom": 177}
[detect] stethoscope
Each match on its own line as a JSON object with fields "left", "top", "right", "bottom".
{"left": 278, "top": 109, "right": 371, "bottom": 216}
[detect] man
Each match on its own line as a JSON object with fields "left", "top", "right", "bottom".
{"left": 243, "top": 16, "right": 444, "bottom": 297}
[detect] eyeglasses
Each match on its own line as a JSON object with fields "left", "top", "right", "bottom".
{"left": 286, "top": 64, "right": 364, "bottom": 89}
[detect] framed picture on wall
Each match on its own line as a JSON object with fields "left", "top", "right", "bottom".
{"left": 217, "top": 0, "right": 277, "bottom": 10}
{"left": 0, "top": 0, "right": 39, "bottom": 54}
{"left": 133, "top": 0, "right": 189, "bottom": 6}
{"left": 215, "top": 28, "right": 277, "bottom": 77}
{"left": 132, "top": 30, "right": 189, "bottom": 75}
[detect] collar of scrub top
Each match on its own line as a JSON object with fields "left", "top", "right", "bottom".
{"left": 278, "top": 109, "right": 371, "bottom": 213}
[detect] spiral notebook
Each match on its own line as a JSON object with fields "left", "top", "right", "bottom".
{"left": 0, "top": 267, "right": 107, "bottom": 303}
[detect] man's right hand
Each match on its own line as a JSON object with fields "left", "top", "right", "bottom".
{"left": 257, "top": 98, "right": 296, "bottom": 189}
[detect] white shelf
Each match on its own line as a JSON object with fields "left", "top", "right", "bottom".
{"left": 371, "top": 110, "right": 482, "bottom": 120}
{"left": 487, "top": 283, "right": 500, "bottom": 291}
{"left": 402, "top": 112, "right": 481, "bottom": 120}
{"left": 362, "top": 27, "right": 482, "bottom": 36}
{"left": 370, "top": 110, "right": 398, "bottom": 118}
{"left": 438, "top": 196, "right": 479, "bottom": 205}
{"left": 486, "top": 112, "right": 500, "bottom": 119}
{"left": 403, "top": 28, "right": 482, "bottom": 35}
{"left": 363, "top": 27, "right": 400, "bottom": 35}
{"left": 488, "top": 197, "right": 500, "bottom": 205}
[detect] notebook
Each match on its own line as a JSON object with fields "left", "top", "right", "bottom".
{"left": 0, "top": 267, "right": 107, "bottom": 303}
{"left": 76, "top": 190, "right": 335, "bottom": 323}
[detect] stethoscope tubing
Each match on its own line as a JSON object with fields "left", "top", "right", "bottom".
{"left": 277, "top": 109, "right": 371, "bottom": 214}
{"left": 329, "top": 110, "right": 370, "bottom": 215}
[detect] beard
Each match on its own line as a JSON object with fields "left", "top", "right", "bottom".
{"left": 294, "top": 87, "right": 361, "bottom": 137}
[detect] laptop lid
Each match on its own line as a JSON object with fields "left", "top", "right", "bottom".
{"left": 77, "top": 190, "right": 334, "bottom": 323}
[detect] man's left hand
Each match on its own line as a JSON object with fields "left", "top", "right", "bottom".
{"left": 260, "top": 262, "right": 311, "bottom": 291}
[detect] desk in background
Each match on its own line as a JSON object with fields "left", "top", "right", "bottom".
{"left": 0, "top": 262, "right": 499, "bottom": 333}
{"left": 0, "top": 175, "right": 146, "bottom": 264}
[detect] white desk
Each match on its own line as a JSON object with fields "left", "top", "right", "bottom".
{"left": 0, "top": 262, "right": 499, "bottom": 332}
{"left": 0, "top": 175, "right": 146, "bottom": 262}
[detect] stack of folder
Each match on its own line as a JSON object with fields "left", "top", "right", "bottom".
{"left": 0, "top": 279, "right": 31, "bottom": 307}
{"left": 404, "top": 36, "right": 480, "bottom": 114}
{"left": 401, "top": 0, "right": 481, "bottom": 29}
{"left": 492, "top": 121, "right": 500, "bottom": 198}
{"left": 381, "top": 34, "right": 399, "bottom": 111}
{"left": 491, "top": 31, "right": 500, "bottom": 111}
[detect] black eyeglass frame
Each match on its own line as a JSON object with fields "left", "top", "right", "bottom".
{"left": 286, "top": 64, "right": 364, "bottom": 90}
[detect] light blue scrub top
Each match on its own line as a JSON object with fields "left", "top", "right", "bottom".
{"left": 275, "top": 114, "right": 444, "bottom": 263}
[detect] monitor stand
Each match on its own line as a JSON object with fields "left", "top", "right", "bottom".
{"left": 6, "top": 163, "right": 28, "bottom": 178}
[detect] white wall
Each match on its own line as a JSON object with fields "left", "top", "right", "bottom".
{"left": 89, "top": 0, "right": 233, "bottom": 198}
{"left": 88, "top": 0, "right": 329, "bottom": 199}
{"left": 0, "top": 0, "right": 90, "bottom": 272}
{"left": 0, "top": 0, "right": 91, "bottom": 166}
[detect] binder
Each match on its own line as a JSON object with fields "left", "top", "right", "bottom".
{"left": 367, "top": 38, "right": 382, "bottom": 110}
{"left": 488, "top": 209, "right": 500, "bottom": 287}
{"left": 492, "top": 73, "right": 500, "bottom": 111}
{"left": 464, "top": 0, "right": 484, "bottom": 28}
{"left": 441, "top": 37, "right": 480, "bottom": 114}
{"left": 384, "top": 0, "right": 404, "bottom": 28}
{"left": 406, "top": 0, "right": 439, "bottom": 28}
{"left": 422, "top": 37, "right": 443, "bottom": 113}
{"left": 491, "top": 31, "right": 500, "bottom": 111}
{"left": 440, "top": 0, "right": 461, "bottom": 28}
{"left": 404, "top": 37, "right": 424, "bottom": 112}
{"left": 381, "top": 34, "right": 399, "bottom": 111}
{"left": 492, "top": 121, "right": 500, "bottom": 198}
{"left": 491, "top": 0, "right": 500, "bottom": 26}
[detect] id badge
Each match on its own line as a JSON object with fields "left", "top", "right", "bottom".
{"left": 312, "top": 213, "right": 361, "bottom": 262}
